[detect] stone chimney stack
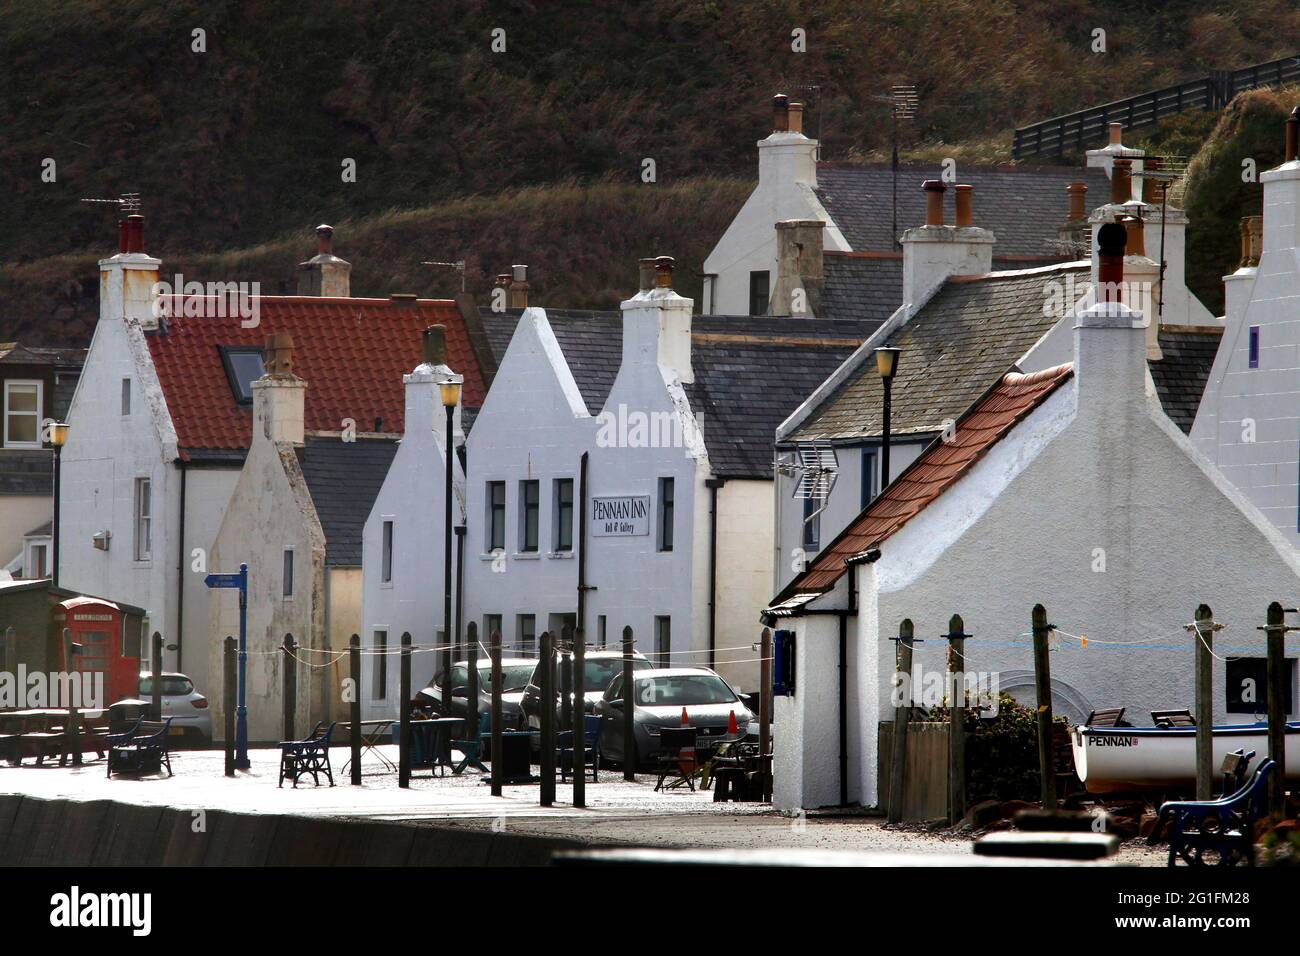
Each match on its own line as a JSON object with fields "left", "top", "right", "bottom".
{"left": 770, "top": 219, "right": 825, "bottom": 317}
{"left": 1075, "top": 221, "right": 1148, "bottom": 421}
{"left": 406, "top": 324, "right": 464, "bottom": 446}
{"left": 508, "top": 264, "right": 530, "bottom": 309}
{"left": 100, "top": 213, "right": 162, "bottom": 332}
{"left": 620, "top": 255, "right": 693, "bottom": 384}
{"left": 758, "top": 92, "right": 819, "bottom": 190}
{"left": 297, "top": 224, "right": 352, "bottom": 297}
{"left": 253, "top": 332, "right": 306, "bottom": 446}
{"left": 900, "top": 181, "right": 994, "bottom": 312}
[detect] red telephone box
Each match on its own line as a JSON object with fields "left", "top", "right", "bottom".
{"left": 53, "top": 597, "right": 140, "bottom": 706}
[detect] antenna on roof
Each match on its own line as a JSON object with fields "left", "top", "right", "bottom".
{"left": 1133, "top": 161, "right": 1182, "bottom": 331}
{"left": 422, "top": 259, "right": 467, "bottom": 293}
{"left": 79, "top": 191, "right": 141, "bottom": 214}
{"left": 871, "top": 86, "right": 918, "bottom": 247}
{"left": 791, "top": 83, "right": 823, "bottom": 159}
{"left": 777, "top": 441, "right": 839, "bottom": 562}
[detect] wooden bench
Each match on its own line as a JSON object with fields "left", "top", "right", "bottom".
{"left": 107, "top": 718, "right": 174, "bottom": 778}
{"left": 279, "top": 721, "right": 336, "bottom": 788}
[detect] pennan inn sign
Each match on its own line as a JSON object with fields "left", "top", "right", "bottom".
{"left": 591, "top": 495, "right": 650, "bottom": 536}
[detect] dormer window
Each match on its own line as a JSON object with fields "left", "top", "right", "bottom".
{"left": 218, "top": 346, "right": 265, "bottom": 404}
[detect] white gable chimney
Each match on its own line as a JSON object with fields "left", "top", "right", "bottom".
{"left": 252, "top": 332, "right": 306, "bottom": 445}
{"left": 770, "top": 219, "right": 825, "bottom": 316}
{"left": 1075, "top": 221, "right": 1148, "bottom": 420}
{"left": 405, "top": 324, "right": 464, "bottom": 446}
{"left": 99, "top": 213, "right": 162, "bottom": 332}
{"left": 758, "top": 94, "right": 819, "bottom": 189}
{"left": 900, "top": 181, "right": 994, "bottom": 311}
{"left": 1223, "top": 216, "right": 1261, "bottom": 328}
{"left": 297, "top": 224, "right": 352, "bottom": 297}
{"left": 621, "top": 256, "right": 693, "bottom": 384}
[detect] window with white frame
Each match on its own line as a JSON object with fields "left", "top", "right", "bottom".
{"left": 133, "top": 478, "right": 152, "bottom": 561}
{"left": 4, "top": 380, "right": 41, "bottom": 448}
{"left": 381, "top": 520, "right": 394, "bottom": 583}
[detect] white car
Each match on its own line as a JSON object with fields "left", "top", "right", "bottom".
{"left": 138, "top": 671, "right": 212, "bottom": 744}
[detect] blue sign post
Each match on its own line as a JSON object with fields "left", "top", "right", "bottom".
{"left": 205, "top": 564, "right": 250, "bottom": 770}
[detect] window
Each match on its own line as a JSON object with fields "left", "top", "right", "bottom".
{"left": 381, "top": 520, "right": 394, "bottom": 583}
{"left": 861, "top": 450, "right": 877, "bottom": 509}
{"left": 3, "top": 380, "right": 41, "bottom": 448}
{"left": 1226, "top": 657, "right": 1295, "bottom": 714}
{"left": 26, "top": 542, "right": 47, "bottom": 579}
{"left": 483, "top": 614, "right": 503, "bottom": 645}
{"left": 598, "top": 615, "right": 607, "bottom": 648}
{"left": 517, "top": 614, "right": 536, "bottom": 654}
{"left": 520, "top": 480, "right": 539, "bottom": 552}
{"left": 372, "top": 631, "right": 388, "bottom": 699}
{"left": 133, "top": 478, "right": 152, "bottom": 561}
{"left": 802, "top": 496, "right": 820, "bottom": 552}
{"left": 218, "top": 346, "right": 265, "bottom": 404}
{"left": 121, "top": 378, "right": 132, "bottom": 416}
{"left": 487, "top": 482, "right": 506, "bottom": 551}
{"left": 749, "top": 271, "right": 770, "bottom": 315}
{"left": 654, "top": 616, "right": 671, "bottom": 665}
{"left": 282, "top": 548, "right": 294, "bottom": 597}
{"left": 553, "top": 478, "right": 574, "bottom": 551}
{"left": 1248, "top": 326, "right": 1260, "bottom": 369}
{"left": 658, "top": 477, "right": 674, "bottom": 552}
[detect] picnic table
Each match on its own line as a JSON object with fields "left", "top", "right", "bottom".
{"left": 0, "top": 709, "right": 110, "bottom": 766}
{"left": 342, "top": 718, "right": 396, "bottom": 775}
{"left": 398, "top": 717, "right": 465, "bottom": 776}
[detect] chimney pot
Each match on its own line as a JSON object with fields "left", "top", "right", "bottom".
{"left": 787, "top": 102, "right": 804, "bottom": 135}
{"left": 1111, "top": 159, "right": 1133, "bottom": 205}
{"left": 508, "top": 264, "right": 530, "bottom": 309}
{"left": 316, "top": 224, "right": 334, "bottom": 255}
{"left": 1122, "top": 214, "right": 1145, "bottom": 257}
{"left": 1246, "top": 215, "right": 1263, "bottom": 266}
{"left": 495, "top": 273, "right": 511, "bottom": 289}
{"left": 1097, "top": 221, "right": 1128, "bottom": 302}
{"left": 265, "top": 332, "right": 295, "bottom": 375}
{"left": 638, "top": 257, "right": 657, "bottom": 291}
{"left": 923, "top": 180, "right": 946, "bottom": 226}
{"left": 772, "top": 93, "right": 789, "bottom": 133}
{"left": 1286, "top": 105, "right": 1299, "bottom": 163}
{"left": 1066, "top": 183, "right": 1088, "bottom": 222}
{"left": 298, "top": 223, "right": 350, "bottom": 296}
{"left": 953, "top": 184, "right": 974, "bottom": 227}
{"left": 389, "top": 293, "right": 418, "bottom": 307}
{"left": 423, "top": 324, "right": 448, "bottom": 366}
{"left": 121, "top": 214, "right": 145, "bottom": 254}
{"left": 1108, "top": 122, "right": 1123, "bottom": 146}
{"left": 1140, "top": 157, "right": 1162, "bottom": 204}
{"left": 118, "top": 217, "right": 129, "bottom": 254}
{"left": 653, "top": 256, "right": 675, "bottom": 288}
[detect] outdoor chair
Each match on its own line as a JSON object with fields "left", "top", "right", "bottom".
{"left": 278, "top": 721, "right": 336, "bottom": 788}
{"left": 654, "top": 726, "right": 699, "bottom": 792}
{"left": 1085, "top": 707, "right": 1131, "bottom": 727}
{"left": 1147, "top": 757, "right": 1275, "bottom": 866}
{"left": 107, "top": 718, "right": 174, "bottom": 778}
{"left": 451, "top": 711, "right": 491, "bottom": 775}
{"left": 558, "top": 714, "right": 602, "bottom": 783}
{"left": 1151, "top": 709, "right": 1196, "bottom": 728}
{"left": 18, "top": 714, "right": 69, "bottom": 767}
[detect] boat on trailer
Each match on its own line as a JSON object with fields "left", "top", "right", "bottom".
{"left": 1072, "top": 721, "right": 1300, "bottom": 793}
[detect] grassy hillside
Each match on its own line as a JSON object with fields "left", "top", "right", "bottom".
{"left": 2, "top": 0, "right": 1299, "bottom": 343}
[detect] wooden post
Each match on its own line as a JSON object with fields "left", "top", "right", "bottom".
{"left": 398, "top": 631, "right": 411, "bottom": 788}
{"left": 466, "top": 622, "right": 480, "bottom": 737}
{"left": 572, "top": 626, "right": 587, "bottom": 807}
{"left": 282, "top": 634, "right": 297, "bottom": 743}
{"left": 622, "top": 626, "right": 636, "bottom": 780}
{"left": 151, "top": 631, "right": 163, "bottom": 721}
{"left": 490, "top": 629, "right": 503, "bottom": 796}
{"left": 1263, "top": 602, "right": 1288, "bottom": 818}
{"left": 62, "top": 627, "right": 81, "bottom": 766}
{"left": 349, "top": 634, "right": 362, "bottom": 785}
{"left": 759, "top": 626, "right": 772, "bottom": 800}
{"left": 946, "top": 614, "right": 968, "bottom": 825}
{"left": 559, "top": 624, "right": 573, "bottom": 729}
{"left": 887, "top": 619, "right": 916, "bottom": 824}
{"left": 223, "top": 636, "right": 236, "bottom": 777}
{"left": 3, "top": 626, "right": 14, "bottom": 685}
{"left": 540, "top": 629, "right": 555, "bottom": 806}
{"left": 1193, "top": 604, "right": 1214, "bottom": 801}
{"left": 1032, "top": 604, "right": 1057, "bottom": 811}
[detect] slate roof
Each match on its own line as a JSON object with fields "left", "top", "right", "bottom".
{"left": 147, "top": 296, "right": 485, "bottom": 456}
{"left": 821, "top": 254, "right": 903, "bottom": 327}
{"left": 0, "top": 451, "right": 51, "bottom": 497}
{"left": 479, "top": 309, "right": 870, "bottom": 479}
{"left": 816, "top": 162, "right": 1110, "bottom": 257}
{"left": 0, "top": 344, "right": 86, "bottom": 368}
{"left": 1149, "top": 326, "right": 1223, "bottom": 434}
{"left": 791, "top": 263, "right": 1089, "bottom": 443}
{"left": 774, "top": 364, "right": 1074, "bottom": 604}
{"left": 294, "top": 436, "right": 399, "bottom": 567}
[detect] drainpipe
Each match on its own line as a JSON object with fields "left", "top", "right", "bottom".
{"left": 175, "top": 459, "right": 187, "bottom": 671}
{"left": 454, "top": 525, "right": 465, "bottom": 662}
{"left": 577, "top": 452, "right": 590, "bottom": 633}
{"left": 705, "top": 477, "right": 725, "bottom": 670}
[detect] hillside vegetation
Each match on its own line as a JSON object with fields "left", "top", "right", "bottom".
{"left": 2, "top": 0, "right": 1299, "bottom": 343}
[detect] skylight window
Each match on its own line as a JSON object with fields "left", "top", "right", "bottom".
{"left": 219, "top": 346, "right": 265, "bottom": 404}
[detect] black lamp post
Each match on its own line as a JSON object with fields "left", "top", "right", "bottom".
{"left": 438, "top": 378, "right": 461, "bottom": 713}
{"left": 874, "top": 347, "right": 901, "bottom": 488}
{"left": 49, "top": 422, "right": 69, "bottom": 587}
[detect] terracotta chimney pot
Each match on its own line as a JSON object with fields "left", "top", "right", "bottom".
{"left": 953, "top": 184, "right": 973, "bottom": 227}
{"left": 316, "top": 224, "right": 334, "bottom": 255}
{"left": 1066, "top": 183, "right": 1088, "bottom": 222}
{"left": 1122, "top": 214, "right": 1145, "bottom": 257}
{"left": 653, "top": 256, "right": 675, "bottom": 288}
{"left": 423, "top": 325, "right": 447, "bottom": 366}
{"left": 1111, "top": 159, "right": 1132, "bottom": 205}
{"left": 638, "top": 258, "right": 657, "bottom": 291}
{"left": 1109, "top": 122, "right": 1123, "bottom": 146}
{"left": 772, "top": 93, "right": 789, "bottom": 133}
{"left": 788, "top": 102, "right": 804, "bottom": 135}
{"left": 923, "top": 180, "right": 946, "bottom": 226}
{"left": 1097, "top": 221, "right": 1128, "bottom": 303}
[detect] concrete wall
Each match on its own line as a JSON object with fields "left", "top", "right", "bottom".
{"left": 327, "top": 566, "right": 361, "bottom": 720}
{"left": 0, "top": 496, "right": 50, "bottom": 568}
{"left": 177, "top": 466, "right": 239, "bottom": 695}
{"left": 712, "top": 479, "right": 772, "bottom": 692}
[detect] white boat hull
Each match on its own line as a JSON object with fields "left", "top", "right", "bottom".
{"left": 1072, "top": 722, "right": 1300, "bottom": 793}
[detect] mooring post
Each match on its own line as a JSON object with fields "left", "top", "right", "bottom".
{"left": 622, "top": 626, "right": 636, "bottom": 780}
{"left": 572, "top": 626, "right": 587, "bottom": 807}
{"left": 887, "top": 619, "right": 917, "bottom": 824}
{"left": 1192, "top": 605, "right": 1215, "bottom": 800}
{"left": 490, "top": 629, "right": 504, "bottom": 796}
{"left": 151, "top": 631, "right": 163, "bottom": 722}
{"left": 946, "top": 614, "right": 970, "bottom": 825}
{"left": 399, "top": 632, "right": 411, "bottom": 788}
{"left": 539, "top": 629, "right": 555, "bottom": 806}
{"left": 223, "top": 636, "right": 236, "bottom": 777}
{"left": 1261, "top": 602, "right": 1289, "bottom": 818}
{"left": 282, "top": 633, "right": 297, "bottom": 743}
{"left": 349, "top": 634, "right": 361, "bottom": 786}
{"left": 1032, "top": 604, "right": 1057, "bottom": 811}
{"left": 466, "top": 621, "right": 480, "bottom": 737}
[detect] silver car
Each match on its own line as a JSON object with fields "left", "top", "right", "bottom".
{"left": 138, "top": 671, "right": 212, "bottom": 744}
{"left": 595, "top": 667, "right": 754, "bottom": 770}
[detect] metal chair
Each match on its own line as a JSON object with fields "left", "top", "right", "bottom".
{"left": 451, "top": 711, "right": 491, "bottom": 775}
{"left": 278, "top": 721, "right": 336, "bottom": 788}
{"left": 654, "top": 726, "right": 699, "bottom": 792}
{"left": 1147, "top": 757, "right": 1275, "bottom": 866}
{"left": 558, "top": 714, "right": 602, "bottom": 783}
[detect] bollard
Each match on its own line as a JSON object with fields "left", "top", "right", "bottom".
{"left": 151, "top": 632, "right": 163, "bottom": 721}
{"left": 1192, "top": 605, "right": 1215, "bottom": 801}
{"left": 349, "top": 634, "right": 362, "bottom": 786}
{"left": 399, "top": 632, "right": 411, "bottom": 788}
{"left": 887, "top": 620, "right": 916, "bottom": 824}
{"left": 466, "top": 622, "right": 480, "bottom": 738}
{"left": 622, "top": 626, "right": 636, "bottom": 780}
{"left": 540, "top": 630, "right": 555, "bottom": 806}
{"left": 559, "top": 624, "right": 574, "bottom": 730}
{"left": 1032, "top": 604, "right": 1057, "bottom": 811}
{"left": 282, "top": 634, "right": 297, "bottom": 743}
{"left": 1262, "top": 602, "right": 1288, "bottom": 818}
{"left": 572, "top": 626, "right": 587, "bottom": 807}
{"left": 490, "top": 629, "right": 503, "bottom": 796}
{"left": 223, "top": 636, "right": 236, "bottom": 776}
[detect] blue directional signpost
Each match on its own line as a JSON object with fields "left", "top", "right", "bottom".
{"left": 205, "top": 564, "right": 249, "bottom": 770}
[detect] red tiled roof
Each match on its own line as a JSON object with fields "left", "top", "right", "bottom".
{"left": 146, "top": 296, "right": 485, "bottom": 454}
{"left": 778, "top": 363, "right": 1074, "bottom": 601}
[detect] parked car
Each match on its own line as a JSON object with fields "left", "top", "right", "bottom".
{"left": 595, "top": 667, "right": 754, "bottom": 770}
{"left": 519, "top": 648, "right": 653, "bottom": 732}
{"left": 416, "top": 657, "right": 537, "bottom": 730}
{"left": 135, "top": 671, "right": 211, "bottom": 744}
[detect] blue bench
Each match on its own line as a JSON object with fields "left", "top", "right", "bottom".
{"left": 1148, "top": 756, "right": 1275, "bottom": 866}
{"left": 279, "top": 721, "right": 336, "bottom": 788}
{"left": 107, "top": 717, "right": 174, "bottom": 778}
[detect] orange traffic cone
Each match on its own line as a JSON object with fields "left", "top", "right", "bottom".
{"left": 727, "top": 709, "right": 739, "bottom": 735}
{"left": 680, "top": 707, "right": 689, "bottom": 726}
{"left": 678, "top": 707, "right": 695, "bottom": 773}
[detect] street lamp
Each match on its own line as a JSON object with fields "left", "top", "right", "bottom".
{"left": 874, "top": 347, "right": 901, "bottom": 488}
{"left": 439, "top": 378, "right": 461, "bottom": 715}
{"left": 49, "top": 422, "right": 69, "bottom": 588}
